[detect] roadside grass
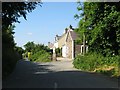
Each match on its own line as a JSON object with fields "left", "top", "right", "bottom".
{"left": 73, "top": 53, "right": 120, "bottom": 78}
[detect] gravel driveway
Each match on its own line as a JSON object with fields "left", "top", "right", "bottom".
{"left": 3, "top": 58, "right": 119, "bottom": 88}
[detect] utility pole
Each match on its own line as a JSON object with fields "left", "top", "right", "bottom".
{"left": 83, "top": 32, "right": 85, "bottom": 55}
{"left": 83, "top": 15, "right": 86, "bottom": 56}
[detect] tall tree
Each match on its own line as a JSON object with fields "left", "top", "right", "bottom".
{"left": 2, "top": 2, "right": 42, "bottom": 79}
{"left": 14, "top": 46, "right": 25, "bottom": 58}
{"left": 75, "top": 2, "right": 120, "bottom": 56}
{"left": 24, "top": 41, "right": 35, "bottom": 52}
{"left": 2, "top": 2, "right": 42, "bottom": 30}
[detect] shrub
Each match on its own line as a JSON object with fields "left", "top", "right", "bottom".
{"left": 55, "top": 48, "right": 62, "bottom": 57}
{"left": 3, "top": 47, "right": 21, "bottom": 79}
{"left": 73, "top": 52, "right": 120, "bottom": 77}
{"left": 29, "top": 50, "right": 51, "bottom": 62}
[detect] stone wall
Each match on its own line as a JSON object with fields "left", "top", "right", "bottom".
{"left": 58, "top": 34, "right": 66, "bottom": 48}
{"left": 66, "top": 32, "right": 72, "bottom": 59}
{"left": 66, "top": 42, "right": 72, "bottom": 59}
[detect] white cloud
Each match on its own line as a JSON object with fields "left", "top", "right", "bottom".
{"left": 27, "top": 32, "right": 33, "bottom": 35}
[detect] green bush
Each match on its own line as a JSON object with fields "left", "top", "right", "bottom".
{"left": 55, "top": 48, "right": 62, "bottom": 57}
{"left": 3, "top": 47, "right": 21, "bottom": 79}
{"left": 29, "top": 50, "right": 51, "bottom": 62}
{"left": 73, "top": 53, "right": 102, "bottom": 71}
{"left": 73, "top": 52, "right": 120, "bottom": 77}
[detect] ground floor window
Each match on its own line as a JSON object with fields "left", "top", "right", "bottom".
{"left": 81, "top": 45, "right": 88, "bottom": 54}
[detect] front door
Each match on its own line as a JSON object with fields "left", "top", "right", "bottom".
{"left": 62, "top": 45, "right": 67, "bottom": 57}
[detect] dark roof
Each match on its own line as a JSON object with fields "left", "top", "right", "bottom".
{"left": 57, "top": 36, "right": 62, "bottom": 40}
{"left": 58, "top": 33, "right": 66, "bottom": 40}
{"left": 69, "top": 31, "right": 78, "bottom": 40}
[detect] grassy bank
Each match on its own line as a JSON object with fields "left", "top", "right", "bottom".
{"left": 73, "top": 53, "right": 120, "bottom": 78}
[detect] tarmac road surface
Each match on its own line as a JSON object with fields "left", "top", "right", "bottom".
{"left": 3, "top": 58, "right": 119, "bottom": 88}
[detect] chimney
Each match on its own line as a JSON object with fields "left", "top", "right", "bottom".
{"left": 65, "top": 28, "right": 68, "bottom": 34}
{"left": 55, "top": 35, "right": 59, "bottom": 41}
{"left": 56, "top": 35, "right": 58, "bottom": 37}
{"left": 48, "top": 42, "right": 50, "bottom": 47}
{"left": 69, "top": 25, "right": 73, "bottom": 29}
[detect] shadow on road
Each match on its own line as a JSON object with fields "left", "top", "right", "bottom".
{"left": 2, "top": 60, "right": 119, "bottom": 88}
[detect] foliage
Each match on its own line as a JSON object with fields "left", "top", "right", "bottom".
{"left": 73, "top": 52, "right": 119, "bottom": 77}
{"left": 2, "top": 2, "right": 42, "bottom": 30}
{"left": 32, "top": 44, "right": 51, "bottom": 54}
{"left": 2, "top": 44, "right": 21, "bottom": 79}
{"left": 14, "top": 46, "right": 25, "bottom": 58}
{"left": 74, "top": 28, "right": 83, "bottom": 44}
{"left": 2, "top": 25, "right": 16, "bottom": 48}
{"left": 24, "top": 42, "right": 51, "bottom": 54}
{"left": 75, "top": 2, "right": 120, "bottom": 56}
{"left": 2, "top": 25, "right": 21, "bottom": 79}
{"left": 24, "top": 42, "right": 52, "bottom": 62}
{"left": 24, "top": 41, "right": 35, "bottom": 52}
{"left": 2, "top": 2, "right": 41, "bottom": 79}
{"left": 73, "top": 2, "right": 120, "bottom": 77}
{"left": 29, "top": 50, "right": 51, "bottom": 62}
{"left": 55, "top": 48, "right": 62, "bottom": 57}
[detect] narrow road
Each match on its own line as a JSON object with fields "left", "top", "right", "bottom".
{"left": 3, "top": 58, "right": 118, "bottom": 88}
